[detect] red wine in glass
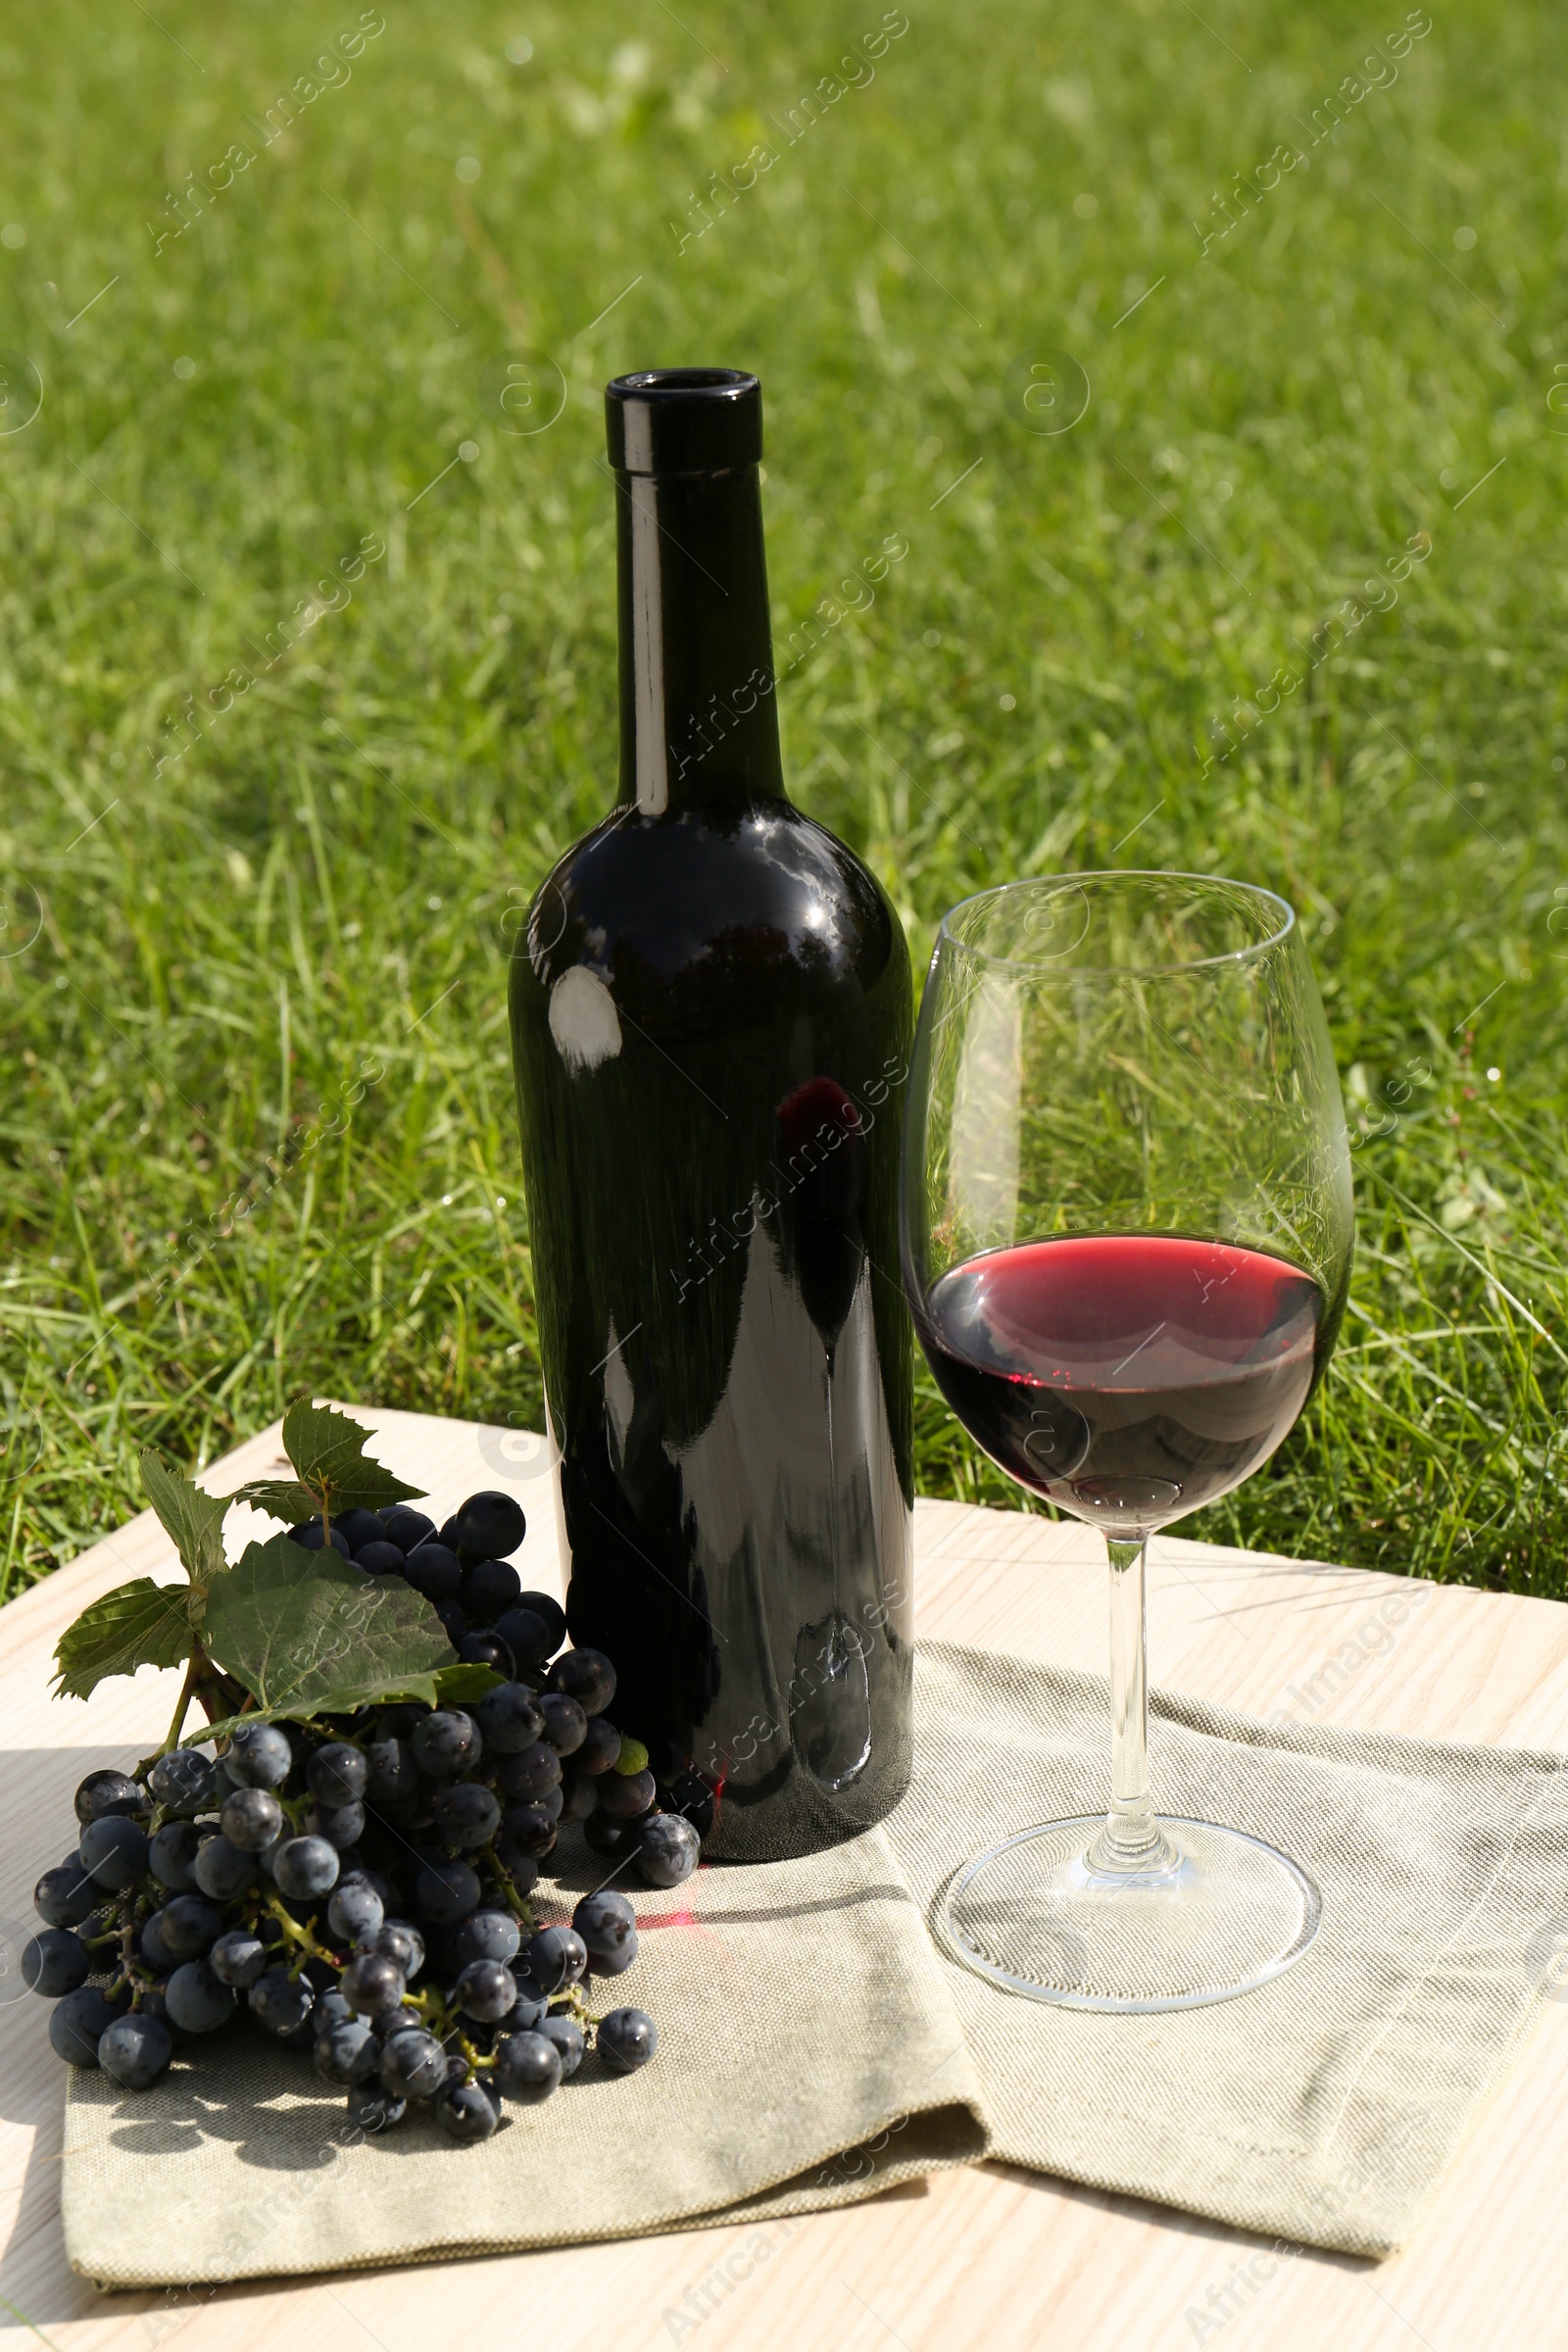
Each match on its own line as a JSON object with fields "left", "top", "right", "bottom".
{"left": 915, "top": 1234, "right": 1323, "bottom": 1533}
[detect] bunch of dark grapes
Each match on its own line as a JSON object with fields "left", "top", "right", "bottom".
{"left": 24, "top": 1491, "right": 704, "bottom": 2143}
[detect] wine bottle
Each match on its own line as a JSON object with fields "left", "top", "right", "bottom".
{"left": 509, "top": 368, "right": 913, "bottom": 1860}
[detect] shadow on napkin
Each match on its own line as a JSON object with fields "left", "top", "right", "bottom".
{"left": 889, "top": 1642, "right": 1568, "bottom": 2259}
{"left": 63, "top": 1824, "right": 987, "bottom": 2288}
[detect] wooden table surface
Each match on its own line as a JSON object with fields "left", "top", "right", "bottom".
{"left": 3, "top": 1404, "right": 1566, "bottom": 2352}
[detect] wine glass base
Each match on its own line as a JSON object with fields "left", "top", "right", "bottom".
{"left": 934, "top": 1815, "right": 1322, "bottom": 2013}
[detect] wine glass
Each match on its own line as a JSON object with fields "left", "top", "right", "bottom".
{"left": 901, "top": 872, "right": 1353, "bottom": 2011}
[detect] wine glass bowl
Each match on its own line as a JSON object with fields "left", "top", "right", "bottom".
{"left": 903, "top": 872, "right": 1353, "bottom": 2009}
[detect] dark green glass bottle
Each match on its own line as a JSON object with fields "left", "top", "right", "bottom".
{"left": 510, "top": 369, "right": 912, "bottom": 1860}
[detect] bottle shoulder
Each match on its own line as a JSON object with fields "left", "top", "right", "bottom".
{"left": 514, "top": 799, "right": 908, "bottom": 1020}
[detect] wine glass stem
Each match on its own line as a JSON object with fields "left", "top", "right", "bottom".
{"left": 1087, "top": 1535, "right": 1179, "bottom": 1875}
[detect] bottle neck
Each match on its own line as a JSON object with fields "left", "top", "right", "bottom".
{"left": 615, "top": 463, "right": 786, "bottom": 814}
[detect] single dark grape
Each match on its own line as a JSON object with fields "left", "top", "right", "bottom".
{"left": 361, "top": 1919, "right": 424, "bottom": 1979}
{"left": 416, "top": 1857, "right": 480, "bottom": 1926}
{"left": 370, "top": 2001, "right": 425, "bottom": 2044}
{"left": 74, "top": 1769, "right": 146, "bottom": 1827}
{"left": 209, "top": 1928, "right": 267, "bottom": 1987}
{"left": 524, "top": 1926, "right": 587, "bottom": 1994}
{"left": 492, "top": 2030, "right": 562, "bottom": 2105}
{"left": 24, "top": 1928, "right": 90, "bottom": 1998}
{"left": 147, "top": 1748, "right": 219, "bottom": 1818}
{"left": 534, "top": 1785, "right": 564, "bottom": 1825}
{"left": 453, "top": 1490, "right": 527, "bottom": 1561}
{"left": 306, "top": 1740, "right": 367, "bottom": 1806}
{"left": 249, "top": 1967, "right": 315, "bottom": 2037}
{"left": 499, "top": 1803, "right": 558, "bottom": 1860}
{"left": 220, "top": 1787, "right": 283, "bottom": 1853}
{"left": 147, "top": 1818, "right": 210, "bottom": 1893}
{"left": 403, "top": 1544, "right": 463, "bottom": 1603}
{"left": 494, "top": 1740, "right": 561, "bottom": 1801}
{"left": 225, "top": 1722, "right": 293, "bottom": 1789}
{"left": 436, "top": 1515, "right": 462, "bottom": 1549}
{"left": 506, "top": 1970, "right": 550, "bottom": 2031}
{"left": 287, "top": 1519, "right": 352, "bottom": 1557}
{"left": 355, "top": 1540, "right": 409, "bottom": 1578}
{"left": 548, "top": 1647, "right": 615, "bottom": 1715}
{"left": 140, "top": 1911, "right": 178, "bottom": 1973}
{"left": 411, "top": 1710, "right": 481, "bottom": 1776}
{"left": 49, "top": 1984, "right": 126, "bottom": 2067}
{"left": 160, "top": 1894, "right": 224, "bottom": 1960}
{"left": 347, "top": 2079, "right": 407, "bottom": 2132}
{"left": 454, "top": 1958, "right": 518, "bottom": 2025}
{"left": 79, "top": 1813, "right": 150, "bottom": 1891}
{"left": 596, "top": 1768, "right": 657, "bottom": 1820}
{"left": 582, "top": 1810, "right": 637, "bottom": 1859}
{"left": 538, "top": 1693, "right": 588, "bottom": 1757}
{"left": 455, "top": 2056, "right": 504, "bottom": 2112}
{"left": 587, "top": 1929, "right": 639, "bottom": 1966}
{"left": 365, "top": 1738, "right": 419, "bottom": 1806}
{"left": 598, "top": 2008, "right": 658, "bottom": 2074}
{"left": 436, "top": 2077, "right": 499, "bottom": 2142}
{"left": 314, "top": 1986, "right": 355, "bottom": 2037}
{"left": 572, "top": 1888, "right": 637, "bottom": 1964}
{"left": 558, "top": 1770, "right": 597, "bottom": 1825}
{"left": 585, "top": 1937, "right": 639, "bottom": 1976}
{"left": 98, "top": 2012, "right": 173, "bottom": 2089}
{"left": 379, "top": 2028, "right": 447, "bottom": 2101}
{"left": 272, "top": 1837, "right": 340, "bottom": 1900}
{"left": 335, "top": 1507, "right": 387, "bottom": 1554}
{"left": 638, "top": 1813, "right": 701, "bottom": 1888}
{"left": 459, "top": 1557, "right": 521, "bottom": 1622}
{"left": 34, "top": 1861, "right": 98, "bottom": 1929}
{"left": 328, "top": 1879, "right": 384, "bottom": 1943}
{"left": 164, "top": 1960, "right": 236, "bottom": 2034}
{"left": 433, "top": 1783, "right": 502, "bottom": 1850}
{"left": 316, "top": 2018, "right": 381, "bottom": 2085}
{"left": 341, "top": 1949, "right": 408, "bottom": 2018}
{"left": 491, "top": 1608, "right": 555, "bottom": 1672}
{"left": 307, "top": 1801, "right": 366, "bottom": 1851}
{"left": 194, "top": 1835, "right": 257, "bottom": 1903}
{"left": 661, "top": 1768, "right": 717, "bottom": 1842}
{"left": 380, "top": 1506, "right": 436, "bottom": 1556}
{"left": 514, "top": 1591, "right": 568, "bottom": 1650}
{"left": 457, "top": 1632, "right": 514, "bottom": 1676}
{"left": 476, "top": 1682, "right": 545, "bottom": 1755}
{"left": 577, "top": 1717, "right": 623, "bottom": 1776}
{"left": 539, "top": 2014, "right": 585, "bottom": 2080}
{"left": 452, "top": 1909, "right": 520, "bottom": 1968}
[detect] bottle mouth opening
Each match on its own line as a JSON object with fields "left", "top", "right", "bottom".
{"left": 610, "top": 368, "right": 756, "bottom": 400}
{"left": 607, "top": 368, "right": 763, "bottom": 473}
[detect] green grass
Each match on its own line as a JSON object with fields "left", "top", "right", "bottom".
{"left": 1, "top": 0, "right": 1564, "bottom": 1599}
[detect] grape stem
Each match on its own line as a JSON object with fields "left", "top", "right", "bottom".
{"left": 163, "top": 1652, "right": 203, "bottom": 1753}
{"left": 261, "top": 1894, "right": 341, "bottom": 1974}
{"left": 139, "top": 1639, "right": 249, "bottom": 1776}
{"left": 479, "top": 1842, "right": 536, "bottom": 1934}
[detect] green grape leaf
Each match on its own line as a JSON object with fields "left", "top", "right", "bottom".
{"left": 229, "top": 1478, "right": 320, "bottom": 1525}
{"left": 232, "top": 1398, "right": 425, "bottom": 1524}
{"left": 192, "top": 1657, "right": 503, "bottom": 1744}
{"left": 53, "top": 1579, "right": 194, "bottom": 1701}
{"left": 139, "top": 1450, "right": 230, "bottom": 1622}
{"left": 199, "top": 1533, "right": 455, "bottom": 1723}
{"left": 430, "top": 1661, "right": 504, "bottom": 1705}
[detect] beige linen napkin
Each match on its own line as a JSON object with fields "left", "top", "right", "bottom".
{"left": 888, "top": 1642, "right": 1568, "bottom": 2259}
{"left": 64, "top": 1640, "right": 1568, "bottom": 2281}
{"left": 63, "top": 1824, "right": 987, "bottom": 2289}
